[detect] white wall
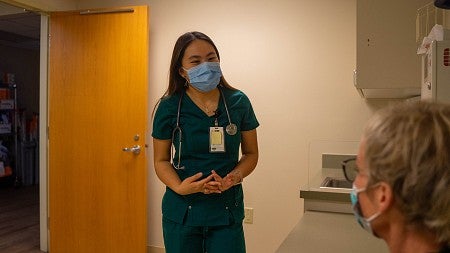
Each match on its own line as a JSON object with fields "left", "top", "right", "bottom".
{"left": 17, "top": 0, "right": 396, "bottom": 252}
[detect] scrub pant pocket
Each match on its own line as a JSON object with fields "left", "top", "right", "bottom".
{"left": 163, "top": 217, "right": 246, "bottom": 253}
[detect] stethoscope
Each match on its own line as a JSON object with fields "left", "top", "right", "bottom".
{"left": 171, "top": 87, "right": 237, "bottom": 170}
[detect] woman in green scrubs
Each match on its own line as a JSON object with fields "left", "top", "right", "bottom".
{"left": 152, "top": 31, "right": 259, "bottom": 253}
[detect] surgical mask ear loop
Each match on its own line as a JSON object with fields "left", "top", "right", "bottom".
{"left": 351, "top": 184, "right": 381, "bottom": 236}
{"left": 172, "top": 91, "right": 185, "bottom": 170}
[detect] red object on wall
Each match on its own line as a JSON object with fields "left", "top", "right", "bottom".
{"left": 444, "top": 48, "right": 449, "bottom": 66}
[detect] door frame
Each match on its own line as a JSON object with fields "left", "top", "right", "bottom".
{"left": 39, "top": 13, "right": 49, "bottom": 253}
{"left": 0, "top": 1, "right": 50, "bottom": 251}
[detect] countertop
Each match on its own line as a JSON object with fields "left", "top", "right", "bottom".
{"left": 277, "top": 160, "right": 389, "bottom": 252}
{"left": 300, "top": 180, "right": 353, "bottom": 214}
{"left": 276, "top": 211, "right": 389, "bottom": 253}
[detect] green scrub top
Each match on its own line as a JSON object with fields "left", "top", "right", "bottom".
{"left": 152, "top": 87, "right": 259, "bottom": 226}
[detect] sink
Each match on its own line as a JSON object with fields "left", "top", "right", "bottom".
{"left": 320, "top": 177, "right": 352, "bottom": 189}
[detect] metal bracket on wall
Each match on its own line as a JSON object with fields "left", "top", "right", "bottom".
{"left": 79, "top": 8, "right": 134, "bottom": 15}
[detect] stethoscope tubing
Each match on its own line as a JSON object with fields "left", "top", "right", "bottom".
{"left": 171, "top": 91, "right": 184, "bottom": 169}
{"left": 219, "top": 88, "right": 232, "bottom": 125}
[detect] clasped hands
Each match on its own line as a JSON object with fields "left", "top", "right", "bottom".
{"left": 176, "top": 169, "right": 242, "bottom": 195}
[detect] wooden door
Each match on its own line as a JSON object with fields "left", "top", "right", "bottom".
{"left": 48, "top": 6, "right": 148, "bottom": 253}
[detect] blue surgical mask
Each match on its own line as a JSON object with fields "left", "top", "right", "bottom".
{"left": 350, "top": 184, "right": 381, "bottom": 236}
{"left": 184, "top": 62, "right": 222, "bottom": 92}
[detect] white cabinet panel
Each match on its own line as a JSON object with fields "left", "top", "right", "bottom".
{"left": 355, "top": 0, "right": 430, "bottom": 98}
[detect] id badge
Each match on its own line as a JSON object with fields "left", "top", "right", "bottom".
{"left": 209, "top": 127, "right": 225, "bottom": 152}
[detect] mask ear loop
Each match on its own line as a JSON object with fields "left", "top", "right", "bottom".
{"left": 180, "top": 65, "right": 189, "bottom": 87}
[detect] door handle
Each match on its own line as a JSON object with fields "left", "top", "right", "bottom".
{"left": 122, "top": 145, "right": 141, "bottom": 155}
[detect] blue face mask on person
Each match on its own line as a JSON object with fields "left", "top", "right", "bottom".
{"left": 185, "top": 62, "right": 222, "bottom": 92}
{"left": 350, "top": 184, "right": 381, "bottom": 236}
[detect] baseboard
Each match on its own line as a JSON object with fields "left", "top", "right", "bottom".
{"left": 148, "top": 245, "right": 165, "bottom": 253}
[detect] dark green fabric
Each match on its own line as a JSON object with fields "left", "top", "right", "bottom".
{"left": 152, "top": 87, "right": 259, "bottom": 226}
{"left": 163, "top": 216, "right": 246, "bottom": 253}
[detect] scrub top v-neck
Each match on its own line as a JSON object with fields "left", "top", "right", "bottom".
{"left": 152, "top": 87, "right": 259, "bottom": 226}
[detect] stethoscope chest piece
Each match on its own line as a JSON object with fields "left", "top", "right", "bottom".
{"left": 226, "top": 123, "right": 237, "bottom": 135}
{"left": 219, "top": 87, "right": 238, "bottom": 136}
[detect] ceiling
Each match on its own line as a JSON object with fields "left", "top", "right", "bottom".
{"left": 0, "top": 1, "right": 40, "bottom": 49}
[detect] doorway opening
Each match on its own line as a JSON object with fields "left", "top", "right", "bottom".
{"left": 0, "top": 1, "right": 42, "bottom": 252}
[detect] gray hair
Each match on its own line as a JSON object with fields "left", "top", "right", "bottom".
{"left": 362, "top": 101, "right": 450, "bottom": 245}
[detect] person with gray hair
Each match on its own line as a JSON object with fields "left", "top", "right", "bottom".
{"left": 342, "top": 101, "right": 450, "bottom": 253}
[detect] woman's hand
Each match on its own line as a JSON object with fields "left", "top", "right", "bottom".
{"left": 175, "top": 172, "right": 222, "bottom": 195}
{"left": 209, "top": 170, "right": 242, "bottom": 192}
{"left": 206, "top": 129, "right": 258, "bottom": 192}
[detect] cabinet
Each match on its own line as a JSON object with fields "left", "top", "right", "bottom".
{"left": 355, "top": 0, "right": 430, "bottom": 98}
{"left": 0, "top": 82, "right": 17, "bottom": 184}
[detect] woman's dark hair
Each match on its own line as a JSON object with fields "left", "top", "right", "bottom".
{"left": 163, "top": 31, "right": 234, "bottom": 97}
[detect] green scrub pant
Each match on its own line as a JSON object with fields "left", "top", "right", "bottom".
{"left": 163, "top": 217, "right": 246, "bottom": 253}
